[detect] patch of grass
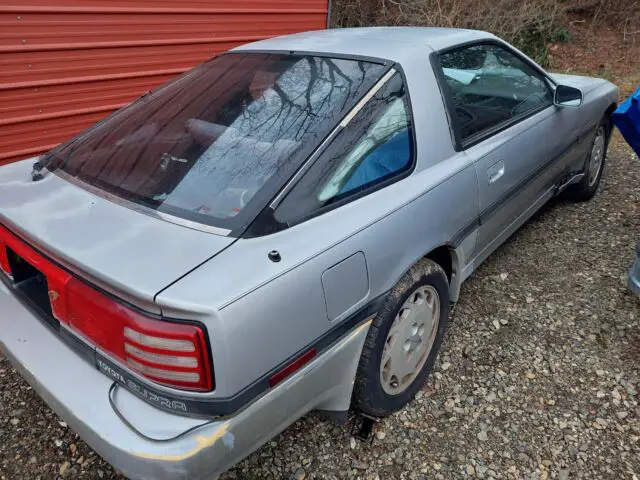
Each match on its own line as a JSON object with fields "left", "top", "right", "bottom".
{"left": 511, "top": 23, "right": 572, "bottom": 67}
{"left": 615, "top": 74, "right": 640, "bottom": 98}
{"left": 549, "top": 26, "right": 572, "bottom": 43}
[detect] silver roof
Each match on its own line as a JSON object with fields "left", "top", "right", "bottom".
{"left": 233, "top": 27, "right": 496, "bottom": 62}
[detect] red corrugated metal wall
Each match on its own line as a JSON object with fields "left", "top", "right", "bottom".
{"left": 0, "top": 1, "right": 329, "bottom": 165}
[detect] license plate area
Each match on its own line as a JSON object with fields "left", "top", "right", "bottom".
{"left": 6, "top": 247, "right": 58, "bottom": 329}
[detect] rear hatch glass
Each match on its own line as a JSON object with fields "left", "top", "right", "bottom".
{"left": 42, "top": 53, "right": 387, "bottom": 234}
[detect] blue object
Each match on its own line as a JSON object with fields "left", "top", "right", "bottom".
{"left": 612, "top": 87, "right": 640, "bottom": 158}
{"left": 340, "top": 128, "right": 411, "bottom": 194}
{"left": 628, "top": 241, "right": 640, "bottom": 295}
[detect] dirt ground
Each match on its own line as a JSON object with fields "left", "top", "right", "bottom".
{"left": 549, "top": 14, "right": 640, "bottom": 98}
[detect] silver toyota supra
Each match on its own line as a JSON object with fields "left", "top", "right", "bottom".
{"left": 0, "top": 27, "right": 618, "bottom": 479}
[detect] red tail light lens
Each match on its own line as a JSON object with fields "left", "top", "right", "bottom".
{"left": 65, "top": 278, "right": 213, "bottom": 391}
{"left": 0, "top": 225, "right": 213, "bottom": 392}
{"left": 0, "top": 242, "right": 10, "bottom": 275}
{"left": 269, "top": 348, "right": 316, "bottom": 387}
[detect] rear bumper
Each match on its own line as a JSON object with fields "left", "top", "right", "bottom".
{"left": 0, "top": 280, "right": 370, "bottom": 480}
{"left": 628, "top": 246, "right": 640, "bottom": 295}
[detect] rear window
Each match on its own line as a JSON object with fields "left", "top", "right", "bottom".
{"left": 44, "top": 53, "right": 387, "bottom": 233}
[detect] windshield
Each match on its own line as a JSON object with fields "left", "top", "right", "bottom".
{"left": 44, "top": 53, "right": 387, "bottom": 233}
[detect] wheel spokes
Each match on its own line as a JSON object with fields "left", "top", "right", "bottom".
{"left": 379, "top": 285, "right": 441, "bottom": 395}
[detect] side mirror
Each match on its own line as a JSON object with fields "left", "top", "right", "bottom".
{"left": 554, "top": 84, "right": 583, "bottom": 107}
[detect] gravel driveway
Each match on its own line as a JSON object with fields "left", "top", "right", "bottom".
{"left": 1, "top": 142, "right": 638, "bottom": 480}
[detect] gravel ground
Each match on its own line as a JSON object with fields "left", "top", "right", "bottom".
{"left": 1, "top": 142, "right": 639, "bottom": 480}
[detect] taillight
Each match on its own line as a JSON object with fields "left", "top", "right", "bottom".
{"left": 0, "top": 243, "right": 10, "bottom": 275}
{"left": 64, "top": 277, "right": 213, "bottom": 392}
{"left": 0, "top": 224, "right": 213, "bottom": 392}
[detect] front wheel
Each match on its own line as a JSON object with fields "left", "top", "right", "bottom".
{"left": 566, "top": 116, "right": 610, "bottom": 201}
{"left": 352, "top": 259, "right": 449, "bottom": 417}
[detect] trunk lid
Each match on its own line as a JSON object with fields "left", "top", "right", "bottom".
{"left": 0, "top": 158, "right": 235, "bottom": 311}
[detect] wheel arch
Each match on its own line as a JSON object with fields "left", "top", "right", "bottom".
{"left": 391, "top": 243, "right": 463, "bottom": 304}
{"left": 424, "top": 245, "right": 454, "bottom": 282}
{"left": 604, "top": 102, "right": 617, "bottom": 118}
{"left": 604, "top": 102, "right": 617, "bottom": 140}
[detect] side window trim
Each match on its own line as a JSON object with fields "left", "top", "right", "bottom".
{"left": 431, "top": 40, "right": 556, "bottom": 151}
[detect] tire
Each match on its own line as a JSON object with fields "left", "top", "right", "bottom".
{"left": 566, "top": 116, "right": 611, "bottom": 202}
{"left": 352, "top": 259, "right": 449, "bottom": 417}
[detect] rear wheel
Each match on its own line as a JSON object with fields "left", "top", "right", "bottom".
{"left": 566, "top": 116, "right": 610, "bottom": 201}
{"left": 352, "top": 259, "right": 449, "bottom": 417}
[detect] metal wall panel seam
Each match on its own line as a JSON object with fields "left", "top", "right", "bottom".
{"left": 0, "top": 103, "right": 128, "bottom": 127}
{"left": 1, "top": 69, "right": 189, "bottom": 90}
{"left": 0, "top": 6, "right": 327, "bottom": 14}
{"left": 0, "top": 36, "right": 272, "bottom": 54}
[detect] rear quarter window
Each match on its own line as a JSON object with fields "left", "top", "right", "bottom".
{"left": 274, "top": 71, "right": 414, "bottom": 226}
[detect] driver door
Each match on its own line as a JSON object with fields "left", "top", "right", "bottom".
{"left": 437, "top": 43, "right": 572, "bottom": 259}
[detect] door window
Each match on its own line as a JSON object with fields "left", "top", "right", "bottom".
{"left": 438, "top": 43, "right": 553, "bottom": 143}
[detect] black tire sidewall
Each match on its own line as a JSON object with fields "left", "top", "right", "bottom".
{"left": 355, "top": 265, "right": 449, "bottom": 416}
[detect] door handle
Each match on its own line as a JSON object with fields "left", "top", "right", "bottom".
{"left": 488, "top": 161, "right": 505, "bottom": 184}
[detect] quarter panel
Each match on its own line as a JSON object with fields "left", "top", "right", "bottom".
{"left": 156, "top": 50, "right": 481, "bottom": 398}
{"left": 215, "top": 254, "right": 333, "bottom": 392}
{"left": 156, "top": 152, "right": 479, "bottom": 397}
